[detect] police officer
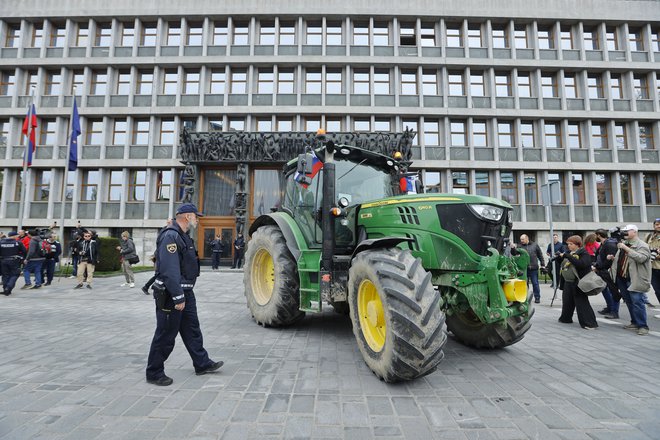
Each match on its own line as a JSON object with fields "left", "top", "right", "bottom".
{"left": 146, "top": 203, "right": 223, "bottom": 386}
{"left": 209, "top": 234, "right": 225, "bottom": 270}
{"left": 231, "top": 233, "right": 245, "bottom": 269}
{"left": 1, "top": 231, "right": 27, "bottom": 296}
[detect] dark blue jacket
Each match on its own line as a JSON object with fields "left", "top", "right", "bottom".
{"left": 0, "top": 238, "right": 26, "bottom": 260}
{"left": 155, "top": 222, "right": 200, "bottom": 305}
{"left": 44, "top": 240, "right": 62, "bottom": 262}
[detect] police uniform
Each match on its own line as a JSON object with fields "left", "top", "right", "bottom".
{"left": 146, "top": 204, "right": 222, "bottom": 385}
{"left": 1, "top": 233, "right": 26, "bottom": 295}
{"left": 209, "top": 237, "right": 224, "bottom": 269}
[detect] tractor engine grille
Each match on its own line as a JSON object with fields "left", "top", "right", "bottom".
{"left": 397, "top": 206, "right": 420, "bottom": 225}
{"left": 436, "top": 204, "right": 511, "bottom": 256}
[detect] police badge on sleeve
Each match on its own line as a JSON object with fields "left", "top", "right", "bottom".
{"left": 167, "top": 243, "right": 177, "bottom": 253}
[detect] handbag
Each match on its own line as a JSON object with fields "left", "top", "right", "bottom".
{"left": 577, "top": 271, "right": 607, "bottom": 296}
{"left": 128, "top": 255, "right": 140, "bottom": 265}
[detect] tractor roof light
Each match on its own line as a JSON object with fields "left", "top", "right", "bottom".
{"left": 468, "top": 204, "right": 504, "bottom": 222}
{"left": 393, "top": 151, "right": 403, "bottom": 160}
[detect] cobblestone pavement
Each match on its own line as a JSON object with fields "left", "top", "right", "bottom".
{"left": 1, "top": 270, "right": 659, "bottom": 440}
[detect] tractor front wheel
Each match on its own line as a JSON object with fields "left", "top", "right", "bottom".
{"left": 244, "top": 225, "right": 305, "bottom": 326}
{"left": 348, "top": 247, "right": 447, "bottom": 382}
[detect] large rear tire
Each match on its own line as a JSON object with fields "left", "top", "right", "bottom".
{"left": 446, "top": 291, "right": 534, "bottom": 349}
{"left": 244, "top": 225, "right": 305, "bottom": 326}
{"left": 348, "top": 247, "right": 447, "bottom": 382}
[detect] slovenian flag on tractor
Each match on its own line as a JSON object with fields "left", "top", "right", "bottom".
{"left": 400, "top": 175, "right": 418, "bottom": 194}
{"left": 294, "top": 151, "right": 323, "bottom": 188}
{"left": 22, "top": 104, "right": 37, "bottom": 167}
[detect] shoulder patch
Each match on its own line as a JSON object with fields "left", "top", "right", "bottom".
{"left": 167, "top": 243, "right": 177, "bottom": 253}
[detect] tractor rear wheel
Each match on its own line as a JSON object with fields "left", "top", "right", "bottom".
{"left": 446, "top": 290, "right": 534, "bottom": 349}
{"left": 244, "top": 225, "right": 305, "bottom": 326}
{"left": 348, "top": 247, "right": 447, "bottom": 382}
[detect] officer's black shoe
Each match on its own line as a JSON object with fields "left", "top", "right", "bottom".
{"left": 32, "top": 285, "right": 41, "bottom": 289}
{"left": 195, "top": 361, "right": 224, "bottom": 375}
{"left": 2, "top": 290, "right": 9, "bottom": 296}
{"left": 142, "top": 286, "right": 150, "bottom": 295}
{"left": 44, "top": 282, "right": 51, "bottom": 286}
{"left": 74, "top": 283, "right": 83, "bottom": 289}
{"left": 146, "top": 376, "right": 173, "bottom": 386}
{"left": 86, "top": 284, "right": 92, "bottom": 289}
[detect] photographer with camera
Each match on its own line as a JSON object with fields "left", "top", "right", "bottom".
{"left": 645, "top": 220, "right": 660, "bottom": 314}
{"left": 610, "top": 225, "right": 651, "bottom": 336}
{"left": 593, "top": 228, "right": 621, "bottom": 318}
{"left": 546, "top": 234, "right": 566, "bottom": 288}
{"left": 74, "top": 231, "right": 99, "bottom": 290}
{"left": 511, "top": 234, "right": 545, "bottom": 303}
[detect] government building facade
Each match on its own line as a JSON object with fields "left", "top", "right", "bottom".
{"left": 0, "top": 0, "right": 659, "bottom": 262}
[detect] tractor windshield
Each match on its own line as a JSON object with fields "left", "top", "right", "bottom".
{"left": 335, "top": 158, "right": 395, "bottom": 205}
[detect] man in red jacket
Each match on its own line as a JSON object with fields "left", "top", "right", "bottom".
{"left": 18, "top": 230, "right": 30, "bottom": 250}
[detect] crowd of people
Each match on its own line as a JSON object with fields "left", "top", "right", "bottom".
{"left": 514, "top": 221, "right": 660, "bottom": 336}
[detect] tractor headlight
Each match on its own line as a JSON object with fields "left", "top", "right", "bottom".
{"left": 468, "top": 204, "right": 504, "bottom": 222}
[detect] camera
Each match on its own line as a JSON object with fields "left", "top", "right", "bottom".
{"left": 651, "top": 248, "right": 659, "bottom": 260}
{"left": 609, "top": 226, "right": 625, "bottom": 241}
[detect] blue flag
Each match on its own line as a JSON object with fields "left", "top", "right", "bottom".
{"left": 69, "top": 97, "right": 80, "bottom": 171}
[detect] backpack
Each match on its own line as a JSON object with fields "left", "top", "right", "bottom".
{"left": 40, "top": 240, "right": 51, "bottom": 256}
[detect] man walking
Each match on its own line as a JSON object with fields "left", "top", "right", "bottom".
{"left": 513, "top": 234, "right": 545, "bottom": 303}
{"left": 75, "top": 231, "right": 98, "bottom": 289}
{"left": 42, "top": 234, "right": 62, "bottom": 286}
{"left": 209, "top": 234, "right": 224, "bottom": 270}
{"left": 593, "top": 229, "right": 620, "bottom": 318}
{"left": 231, "top": 233, "right": 245, "bottom": 269}
{"left": 611, "top": 224, "right": 652, "bottom": 336}
{"left": 546, "top": 233, "right": 566, "bottom": 288}
{"left": 0, "top": 231, "right": 26, "bottom": 295}
{"left": 645, "top": 219, "right": 660, "bottom": 305}
{"left": 22, "top": 230, "right": 45, "bottom": 289}
{"left": 117, "top": 231, "right": 137, "bottom": 288}
{"left": 146, "top": 203, "right": 223, "bottom": 386}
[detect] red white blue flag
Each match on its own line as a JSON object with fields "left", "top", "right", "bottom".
{"left": 294, "top": 151, "right": 323, "bottom": 188}
{"left": 22, "top": 104, "right": 37, "bottom": 167}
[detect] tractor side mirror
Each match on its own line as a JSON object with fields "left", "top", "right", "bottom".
{"left": 296, "top": 153, "right": 314, "bottom": 175}
{"left": 415, "top": 178, "right": 424, "bottom": 194}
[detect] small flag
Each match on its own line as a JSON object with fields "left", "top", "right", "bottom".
{"left": 294, "top": 151, "right": 324, "bottom": 188}
{"left": 69, "top": 97, "right": 81, "bottom": 171}
{"left": 22, "top": 104, "right": 37, "bottom": 167}
{"left": 399, "top": 175, "right": 417, "bottom": 194}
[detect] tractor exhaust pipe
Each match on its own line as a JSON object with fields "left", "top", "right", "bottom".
{"left": 321, "top": 141, "right": 336, "bottom": 274}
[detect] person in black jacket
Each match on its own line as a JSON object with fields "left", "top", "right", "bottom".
{"left": 209, "top": 234, "right": 225, "bottom": 270}
{"left": 75, "top": 231, "right": 99, "bottom": 289}
{"left": 231, "top": 233, "right": 245, "bottom": 269}
{"left": 0, "top": 232, "right": 26, "bottom": 295}
{"left": 558, "top": 235, "right": 598, "bottom": 329}
{"left": 512, "top": 234, "right": 545, "bottom": 303}
{"left": 593, "top": 229, "right": 620, "bottom": 318}
{"left": 42, "top": 234, "right": 62, "bottom": 286}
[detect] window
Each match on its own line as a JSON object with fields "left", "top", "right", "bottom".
{"left": 563, "top": 74, "right": 578, "bottom": 98}
{"left": 633, "top": 75, "right": 649, "bottom": 99}
{"left": 517, "top": 72, "right": 531, "bottom": 98}
{"left": 644, "top": 173, "right": 659, "bottom": 204}
{"left": 425, "top": 171, "right": 442, "bottom": 193}
{"left": 210, "top": 70, "right": 225, "bottom": 94}
{"left": 233, "top": 22, "right": 249, "bottom": 45}
{"left": 25, "top": 71, "right": 38, "bottom": 94}
{"left": 605, "top": 27, "right": 619, "bottom": 50}
{"left": 520, "top": 121, "right": 535, "bottom": 148}
{"left": 208, "top": 119, "right": 222, "bottom": 132}
{"left": 326, "top": 23, "right": 342, "bottom": 45}
{"left": 187, "top": 25, "right": 203, "bottom": 46}
{"left": 107, "top": 170, "right": 123, "bottom": 201}
{"left": 276, "top": 117, "right": 292, "bottom": 132}
{"left": 325, "top": 70, "right": 342, "bottom": 94}
{"left": 610, "top": 74, "right": 623, "bottom": 99}
{"left": 567, "top": 122, "right": 582, "bottom": 148}
{"left": 256, "top": 118, "right": 272, "bottom": 131}
{"left": 401, "top": 71, "right": 417, "bottom": 95}
{"left": 116, "top": 71, "right": 131, "bottom": 95}
{"left": 95, "top": 24, "right": 112, "bottom": 47}
{"left": 136, "top": 71, "right": 153, "bottom": 94}
{"left": 402, "top": 119, "right": 418, "bottom": 144}
{"left": 159, "top": 119, "right": 175, "bottom": 145}
{"left": 279, "top": 22, "right": 296, "bottom": 45}
{"left": 304, "top": 118, "right": 320, "bottom": 132}
{"left": 639, "top": 124, "right": 654, "bottom": 149}
{"left": 71, "top": 70, "right": 84, "bottom": 94}
{"left": 420, "top": 24, "right": 435, "bottom": 47}
{"left": 156, "top": 170, "right": 172, "bottom": 201}
{"left": 182, "top": 118, "right": 197, "bottom": 132}
{"left": 572, "top": 173, "right": 586, "bottom": 204}
{"left": 560, "top": 27, "right": 574, "bottom": 49}
{"left": 34, "top": 170, "right": 51, "bottom": 201}
{"left": 596, "top": 173, "right": 612, "bottom": 204}
{"left": 538, "top": 28, "right": 554, "bottom": 49}
{"left": 39, "top": 120, "right": 56, "bottom": 145}
{"left": 373, "top": 23, "right": 389, "bottom": 46}
{"left": 166, "top": 22, "right": 181, "bottom": 46}
{"left": 0, "top": 119, "right": 8, "bottom": 146}
{"left": 448, "top": 72, "right": 464, "bottom": 96}
{"left": 544, "top": 122, "right": 562, "bottom": 148}
{"left": 614, "top": 123, "right": 627, "bottom": 149}
{"left": 653, "top": 29, "right": 660, "bottom": 51}
{"left": 628, "top": 29, "right": 644, "bottom": 51}
{"left": 353, "top": 118, "right": 370, "bottom": 132}
{"left": 162, "top": 70, "right": 178, "bottom": 94}
{"left": 620, "top": 173, "right": 633, "bottom": 205}
{"left": 228, "top": 118, "right": 245, "bottom": 131}
{"left": 112, "top": 119, "right": 127, "bottom": 145}
{"left": 470, "top": 72, "right": 485, "bottom": 97}
{"left": 513, "top": 26, "right": 528, "bottom": 48}
{"left": 353, "top": 23, "right": 368, "bottom": 45}
{"left": 446, "top": 25, "right": 462, "bottom": 47}
{"left": 45, "top": 72, "right": 61, "bottom": 96}
{"left": 5, "top": 26, "right": 20, "bottom": 48}
{"left": 305, "top": 70, "right": 321, "bottom": 94}
{"left": 498, "top": 122, "right": 514, "bottom": 147}
{"left": 353, "top": 70, "right": 370, "bottom": 94}
{"left": 31, "top": 24, "right": 44, "bottom": 47}
{"left": 541, "top": 73, "right": 558, "bottom": 97}
{"left": 128, "top": 170, "right": 146, "bottom": 202}
{"left": 451, "top": 171, "right": 469, "bottom": 194}
{"left": 524, "top": 172, "right": 538, "bottom": 204}
{"left": 399, "top": 23, "right": 416, "bottom": 46}
{"left": 90, "top": 71, "right": 107, "bottom": 95}
{"left": 374, "top": 71, "right": 390, "bottom": 94}
{"left": 230, "top": 70, "right": 247, "bottom": 94}
{"left": 259, "top": 22, "right": 275, "bottom": 45}
{"left": 587, "top": 74, "right": 603, "bottom": 99}
{"left": 583, "top": 29, "right": 599, "bottom": 50}
{"left": 141, "top": 24, "right": 157, "bottom": 46}
{"left": 495, "top": 72, "right": 511, "bottom": 97}
{"left": 80, "top": 170, "right": 99, "bottom": 201}
{"left": 423, "top": 72, "right": 439, "bottom": 96}
{"left": 49, "top": 26, "right": 66, "bottom": 47}
{"left": 467, "top": 26, "right": 483, "bottom": 48}
{"left": 501, "top": 172, "right": 518, "bottom": 203}
{"left": 492, "top": 27, "right": 509, "bottom": 48}
{"left": 213, "top": 23, "right": 228, "bottom": 45}
{"left": 183, "top": 71, "right": 200, "bottom": 94}
{"left": 85, "top": 120, "right": 103, "bottom": 145}
{"left": 475, "top": 172, "right": 490, "bottom": 196}
{"left": 450, "top": 121, "right": 467, "bottom": 147}
{"left": 133, "top": 120, "right": 150, "bottom": 145}
{"left": 306, "top": 22, "right": 322, "bottom": 45}
{"left": 278, "top": 70, "right": 294, "bottom": 94}
{"left": 591, "top": 123, "right": 608, "bottom": 148}
{"left": 121, "top": 25, "right": 135, "bottom": 47}
{"left": 327, "top": 118, "right": 343, "bottom": 132}
{"left": 548, "top": 172, "right": 566, "bottom": 204}
{"left": 62, "top": 170, "right": 75, "bottom": 201}
{"left": 473, "top": 120, "right": 488, "bottom": 147}
{"left": 257, "top": 70, "right": 274, "bottom": 94}
{"left": 423, "top": 121, "right": 439, "bottom": 145}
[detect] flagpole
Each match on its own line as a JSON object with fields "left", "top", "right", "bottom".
{"left": 59, "top": 87, "right": 76, "bottom": 244}
{"left": 17, "top": 86, "right": 35, "bottom": 232}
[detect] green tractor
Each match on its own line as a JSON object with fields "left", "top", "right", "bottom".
{"left": 244, "top": 139, "right": 532, "bottom": 383}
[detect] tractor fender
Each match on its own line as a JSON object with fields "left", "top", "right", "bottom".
{"left": 249, "top": 213, "right": 303, "bottom": 261}
{"left": 351, "top": 237, "right": 414, "bottom": 261}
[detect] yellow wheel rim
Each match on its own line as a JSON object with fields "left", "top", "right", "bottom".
{"left": 252, "top": 248, "right": 275, "bottom": 305}
{"left": 357, "top": 279, "right": 386, "bottom": 352}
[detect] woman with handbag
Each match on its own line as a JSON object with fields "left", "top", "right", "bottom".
{"left": 557, "top": 235, "right": 599, "bottom": 329}
{"left": 117, "top": 231, "right": 139, "bottom": 288}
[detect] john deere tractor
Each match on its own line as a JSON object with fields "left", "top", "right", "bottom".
{"left": 244, "top": 139, "right": 532, "bottom": 383}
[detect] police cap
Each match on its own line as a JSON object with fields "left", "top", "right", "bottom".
{"left": 176, "top": 203, "right": 204, "bottom": 217}
{"left": 7, "top": 231, "right": 18, "bottom": 237}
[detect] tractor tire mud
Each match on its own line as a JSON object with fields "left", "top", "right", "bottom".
{"left": 446, "top": 291, "right": 534, "bottom": 349}
{"left": 348, "top": 247, "right": 447, "bottom": 382}
{"left": 244, "top": 225, "right": 305, "bottom": 326}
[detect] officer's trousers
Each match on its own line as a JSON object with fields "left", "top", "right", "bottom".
{"left": 1, "top": 259, "right": 20, "bottom": 293}
{"left": 146, "top": 291, "right": 212, "bottom": 380}
{"left": 212, "top": 251, "right": 221, "bottom": 269}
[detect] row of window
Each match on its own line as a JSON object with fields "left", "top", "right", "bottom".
{"left": 2, "top": 67, "right": 659, "bottom": 99}
{"left": 4, "top": 18, "right": 660, "bottom": 52}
